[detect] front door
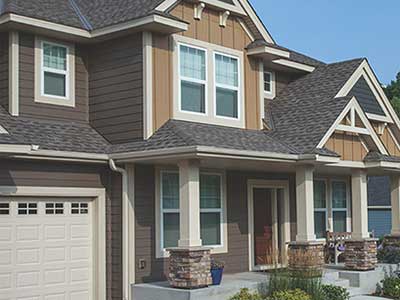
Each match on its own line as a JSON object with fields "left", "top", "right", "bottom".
{"left": 253, "top": 188, "right": 280, "bottom": 268}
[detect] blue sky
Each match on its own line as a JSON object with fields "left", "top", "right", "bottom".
{"left": 250, "top": 0, "right": 399, "bottom": 85}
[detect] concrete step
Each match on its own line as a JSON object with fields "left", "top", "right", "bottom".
{"left": 323, "top": 271, "right": 339, "bottom": 281}
{"left": 322, "top": 278, "right": 350, "bottom": 288}
{"left": 347, "top": 287, "right": 366, "bottom": 297}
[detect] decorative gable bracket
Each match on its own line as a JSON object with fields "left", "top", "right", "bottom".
{"left": 194, "top": 2, "right": 206, "bottom": 20}
{"left": 219, "top": 11, "right": 230, "bottom": 27}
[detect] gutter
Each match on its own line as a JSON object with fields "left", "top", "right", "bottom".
{"left": 109, "top": 159, "right": 130, "bottom": 300}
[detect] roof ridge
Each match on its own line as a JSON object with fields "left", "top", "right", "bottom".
{"left": 327, "top": 57, "right": 365, "bottom": 66}
{"left": 68, "top": 0, "right": 93, "bottom": 31}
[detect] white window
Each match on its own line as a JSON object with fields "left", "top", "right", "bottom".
{"left": 174, "top": 36, "right": 244, "bottom": 128}
{"left": 158, "top": 170, "right": 226, "bottom": 255}
{"left": 331, "top": 181, "right": 348, "bottom": 232}
{"left": 45, "top": 202, "right": 64, "bottom": 215}
{"left": 71, "top": 202, "right": 89, "bottom": 215}
{"left": 314, "top": 180, "right": 327, "bottom": 239}
{"left": 215, "top": 53, "right": 239, "bottom": 119}
{"left": 263, "top": 70, "right": 275, "bottom": 99}
{"left": 0, "top": 203, "right": 9, "bottom": 215}
{"left": 35, "top": 38, "right": 75, "bottom": 107}
{"left": 179, "top": 45, "right": 207, "bottom": 114}
{"left": 18, "top": 203, "right": 37, "bottom": 215}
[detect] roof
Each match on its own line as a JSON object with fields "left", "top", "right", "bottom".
{"left": 247, "top": 39, "right": 326, "bottom": 68}
{"left": 268, "top": 58, "right": 365, "bottom": 154}
{"left": 111, "top": 119, "right": 298, "bottom": 155}
{"left": 0, "top": 0, "right": 174, "bottom": 30}
{"left": 0, "top": 106, "right": 110, "bottom": 154}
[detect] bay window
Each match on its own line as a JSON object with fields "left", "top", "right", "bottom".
{"left": 159, "top": 170, "right": 225, "bottom": 253}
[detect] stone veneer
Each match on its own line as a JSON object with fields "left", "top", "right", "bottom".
{"left": 344, "top": 239, "right": 378, "bottom": 271}
{"left": 167, "top": 247, "right": 212, "bottom": 289}
{"left": 288, "top": 242, "right": 325, "bottom": 277}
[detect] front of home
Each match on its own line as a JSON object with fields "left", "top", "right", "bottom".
{"left": 1, "top": 0, "right": 400, "bottom": 299}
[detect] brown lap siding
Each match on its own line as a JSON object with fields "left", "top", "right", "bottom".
{"left": 134, "top": 167, "right": 297, "bottom": 283}
{"left": 0, "top": 159, "right": 123, "bottom": 300}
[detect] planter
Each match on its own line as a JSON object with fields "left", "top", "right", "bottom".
{"left": 211, "top": 268, "right": 224, "bottom": 285}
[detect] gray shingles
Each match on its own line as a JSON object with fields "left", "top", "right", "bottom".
{"left": 269, "top": 58, "right": 365, "bottom": 154}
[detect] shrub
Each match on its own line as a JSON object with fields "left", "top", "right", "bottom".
{"left": 268, "top": 289, "right": 310, "bottom": 300}
{"left": 211, "top": 259, "right": 225, "bottom": 270}
{"left": 378, "top": 245, "right": 400, "bottom": 264}
{"left": 321, "top": 285, "right": 349, "bottom": 300}
{"left": 229, "top": 288, "right": 264, "bottom": 300}
{"left": 382, "top": 276, "right": 400, "bottom": 298}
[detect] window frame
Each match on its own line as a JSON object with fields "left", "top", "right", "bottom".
{"left": 156, "top": 167, "right": 228, "bottom": 258}
{"left": 331, "top": 179, "right": 350, "bottom": 232}
{"left": 263, "top": 70, "right": 276, "bottom": 99}
{"left": 213, "top": 51, "right": 241, "bottom": 120}
{"left": 173, "top": 35, "right": 245, "bottom": 129}
{"left": 34, "top": 37, "right": 75, "bottom": 107}
{"left": 313, "top": 179, "right": 328, "bottom": 240}
{"left": 178, "top": 43, "right": 208, "bottom": 116}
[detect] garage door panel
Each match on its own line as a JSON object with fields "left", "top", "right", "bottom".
{"left": 0, "top": 198, "right": 94, "bottom": 300}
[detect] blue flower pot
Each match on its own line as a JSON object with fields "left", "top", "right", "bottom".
{"left": 211, "top": 268, "right": 224, "bottom": 285}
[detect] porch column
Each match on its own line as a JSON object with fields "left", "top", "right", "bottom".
{"left": 295, "top": 165, "right": 316, "bottom": 242}
{"left": 390, "top": 175, "right": 400, "bottom": 236}
{"left": 167, "top": 160, "right": 212, "bottom": 289}
{"left": 288, "top": 165, "right": 324, "bottom": 277}
{"left": 178, "top": 159, "right": 202, "bottom": 247}
{"left": 344, "top": 169, "right": 377, "bottom": 271}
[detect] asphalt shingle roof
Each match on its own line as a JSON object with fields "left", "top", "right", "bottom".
{"left": 269, "top": 58, "right": 365, "bottom": 154}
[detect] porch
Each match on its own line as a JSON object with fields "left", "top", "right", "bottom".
{"left": 132, "top": 265, "right": 389, "bottom": 300}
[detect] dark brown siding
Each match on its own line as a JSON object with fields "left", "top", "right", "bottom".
{"left": 0, "top": 33, "right": 8, "bottom": 110}
{"left": 89, "top": 34, "right": 143, "bottom": 144}
{"left": 19, "top": 33, "right": 89, "bottom": 123}
{"left": 0, "top": 159, "right": 122, "bottom": 300}
{"left": 134, "top": 167, "right": 297, "bottom": 283}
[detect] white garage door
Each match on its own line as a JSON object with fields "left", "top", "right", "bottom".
{"left": 0, "top": 199, "right": 93, "bottom": 300}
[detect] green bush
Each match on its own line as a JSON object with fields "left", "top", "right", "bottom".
{"left": 268, "top": 289, "right": 310, "bottom": 300}
{"left": 321, "top": 285, "right": 349, "bottom": 300}
{"left": 378, "top": 245, "right": 400, "bottom": 264}
{"left": 229, "top": 288, "right": 264, "bottom": 300}
{"left": 382, "top": 276, "right": 400, "bottom": 298}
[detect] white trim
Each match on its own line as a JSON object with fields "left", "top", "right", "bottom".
{"left": 272, "top": 59, "right": 315, "bottom": 73}
{"left": 317, "top": 97, "right": 388, "bottom": 155}
{"left": 143, "top": 32, "right": 154, "bottom": 139}
{"left": 366, "top": 113, "right": 393, "bottom": 123}
{"left": 247, "top": 45, "right": 290, "bottom": 58}
{"left": 8, "top": 31, "right": 19, "bottom": 116}
{"left": 172, "top": 35, "right": 245, "bottom": 128}
{"left": 34, "top": 37, "right": 75, "bottom": 107}
{"left": 0, "top": 186, "right": 107, "bottom": 300}
{"left": 156, "top": 0, "right": 246, "bottom": 16}
{"left": 237, "top": 18, "right": 255, "bottom": 42}
{"left": 263, "top": 70, "right": 276, "bottom": 99}
{"left": 247, "top": 179, "right": 291, "bottom": 271}
{"left": 0, "top": 13, "right": 188, "bottom": 40}
{"left": 258, "top": 61, "right": 265, "bottom": 129}
{"left": 336, "top": 60, "right": 393, "bottom": 124}
{"left": 156, "top": 168, "right": 228, "bottom": 258}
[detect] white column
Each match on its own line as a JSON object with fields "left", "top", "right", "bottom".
{"left": 351, "top": 169, "right": 369, "bottom": 239}
{"left": 178, "top": 160, "right": 202, "bottom": 248}
{"left": 296, "top": 165, "right": 316, "bottom": 242}
{"left": 390, "top": 175, "right": 400, "bottom": 236}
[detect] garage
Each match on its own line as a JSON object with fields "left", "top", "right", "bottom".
{"left": 0, "top": 198, "right": 94, "bottom": 300}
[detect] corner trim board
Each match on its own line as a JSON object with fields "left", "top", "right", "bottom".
{"left": 8, "top": 31, "right": 19, "bottom": 116}
{"left": 143, "top": 32, "right": 153, "bottom": 139}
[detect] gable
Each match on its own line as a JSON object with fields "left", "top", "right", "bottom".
{"left": 350, "top": 77, "right": 385, "bottom": 116}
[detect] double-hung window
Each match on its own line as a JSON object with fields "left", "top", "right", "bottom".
{"left": 263, "top": 70, "right": 275, "bottom": 99}
{"left": 179, "top": 45, "right": 207, "bottom": 114}
{"left": 159, "top": 171, "right": 224, "bottom": 252}
{"left": 35, "top": 38, "right": 75, "bottom": 107}
{"left": 332, "top": 181, "right": 348, "bottom": 232}
{"left": 215, "top": 54, "right": 239, "bottom": 119}
{"left": 314, "top": 180, "right": 327, "bottom": 239}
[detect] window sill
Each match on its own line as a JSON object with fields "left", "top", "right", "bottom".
{"left": 34, "top": 96, "right": 75, "bottom": 108}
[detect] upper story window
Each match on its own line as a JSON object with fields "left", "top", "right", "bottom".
{"left": 174, "top": 36, "right": 244, "bottom": 128}
{"left": 35, "top": 37, "right": 75, "bottom": 107}
{"left": 263, "top": 70, "right": 275, "bottom": 99}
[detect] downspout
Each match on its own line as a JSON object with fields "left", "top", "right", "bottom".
{"left": 109, "top": 159, "right": 130, "bottom": 300}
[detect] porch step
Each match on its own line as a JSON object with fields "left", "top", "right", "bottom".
{"left": 348, "top": 287, "right": 365, "bottom": 297}
{"left": 322, "top": 277, "right": 350, "bottom": 288}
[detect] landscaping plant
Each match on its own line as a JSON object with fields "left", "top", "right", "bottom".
{"left": 321, "top": 284, "right": 349, "bottom": 300}
{"left": 268, "top": 289, "right": 311, "bottom": 300}
{"left": 229, "top": 288, "right": 263, "bottom": 300}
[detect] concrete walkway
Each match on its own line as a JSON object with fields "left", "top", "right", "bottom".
{"left": 351, "top": 296, "right": 386, "bottom": 300}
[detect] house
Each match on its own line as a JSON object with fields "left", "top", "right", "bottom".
{"left": 1, "top": 0, "right": 400, "bottom": 299}
{"left": 368, "top": 176, "right": 392, "bottom": 237}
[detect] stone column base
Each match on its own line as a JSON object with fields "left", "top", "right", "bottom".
{"left": 167, "top": 247, "right": 212, "bottom": 289}
{"left": 344, "top": 239, "right": 378, "bottom": 271}
{"left": 288, "top": 242, "right": 324, "bottom": 277}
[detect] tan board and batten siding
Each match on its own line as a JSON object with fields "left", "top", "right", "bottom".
{"left": 325, "top": 132, "right": 368, "bottom": 161}
{"left": 18, "top": 34, "right": 89, "bottom": 123}
{"left": 89, "top": 34, "right": 144, "bottom": 144}
{"left": 0, "top": 159, "right": 123, "bottom": 300}
{"left": 0, "top": 33, "right": 8, "bottom": 111}
{"left": 152, "top": 2, "right": 261, "bottom": 131}
{"left": 372, "top": 123, "right": 400, "bottom": 157}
